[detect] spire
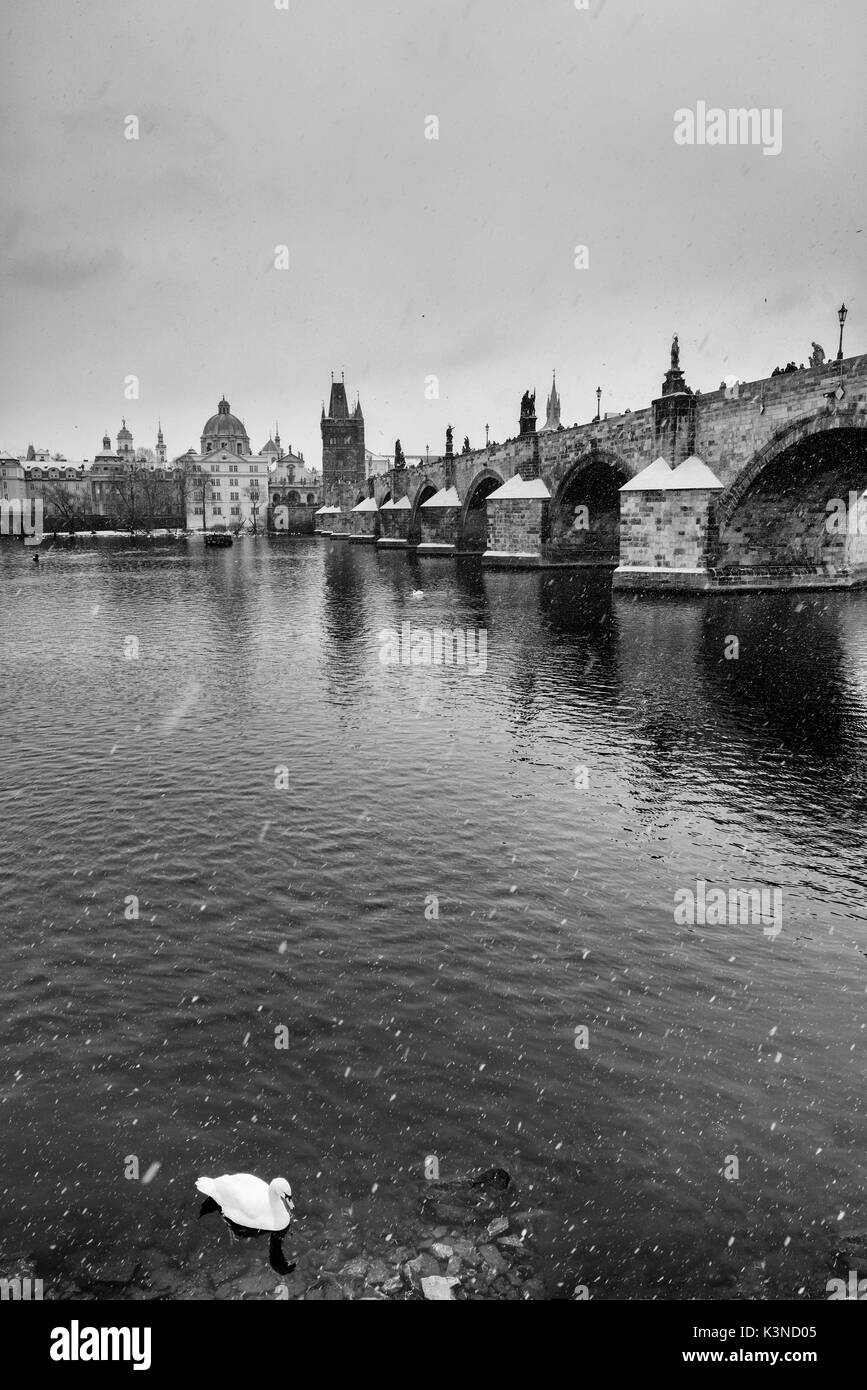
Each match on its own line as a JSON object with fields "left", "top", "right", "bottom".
{"left": 327, "top": 376, "right": 350, "bottom": 419}
{"left": 540, "top": 372, "right": 561, "bottom": 432}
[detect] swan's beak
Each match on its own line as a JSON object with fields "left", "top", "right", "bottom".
{"left": 284, "top": 1195, "right": 295, "bottom": 1215}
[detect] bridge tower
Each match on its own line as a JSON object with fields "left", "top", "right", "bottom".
{"left": 321, "top": 373, "right": 365, "bottom": 500}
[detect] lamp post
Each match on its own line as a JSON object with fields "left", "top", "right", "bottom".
{"left": 595, "top": 386, "right": 602, "bottom": 422}
{"left": 836, "top": 303, "right": 848, "bottom": 362}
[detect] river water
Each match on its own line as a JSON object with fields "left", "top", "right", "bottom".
{"left": 1, "top": 536, "right": 865, "bottom": 1299}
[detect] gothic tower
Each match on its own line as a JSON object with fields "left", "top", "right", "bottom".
{"left": 540, "top": 372, "right": 562, "bottom": 432}
{"left": 156, "top": 421, "right": 166, "bottom": 466}
{"left": 321, "top": 374, "right": 365, "bottom": 497}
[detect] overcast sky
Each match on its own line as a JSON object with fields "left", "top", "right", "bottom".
{"left": 1, "top": 0, "right": 863, "bottom": 465}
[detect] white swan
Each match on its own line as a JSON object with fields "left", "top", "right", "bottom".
{"left": 196, "top": 1173, "right": 294, "bottom": 1232}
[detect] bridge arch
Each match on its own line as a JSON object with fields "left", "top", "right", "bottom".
{"left": 710, "top": 407, "right": 867, "bottom": 574}
{"left": 547, "top": 447, "right": 629, "bottom": 565}
{"left": 458, "top": 468, "right": 505, "bottom": 553}
{"left": 408, "top": 479, "right": 438, "bottom": 544}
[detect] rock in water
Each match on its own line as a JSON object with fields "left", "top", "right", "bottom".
{"left": 422, "top": 1276, "right": 459, "bottom": 1300}
{"left": 470, "top": 1168, "right": 511, "bottom": 1191}
{"left": 404, "top": 1253, "right": 440, "bottom": 1289}
{"left": 426, "top": 1166, "right": 511, "bottom": 1192}
{"left": 478, "top": 1244, "right": 509, "bottom": 1274}
{"left": 418, "top": 1166, "right": 512, "bottom": 1226}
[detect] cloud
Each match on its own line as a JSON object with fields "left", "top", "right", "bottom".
{"left": 7, "top": 247, "right": 125, "bottom": 290}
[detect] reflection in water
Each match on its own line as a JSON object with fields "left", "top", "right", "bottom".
{"left": 0, "top": 537, "right": 865, "bottom": 1300}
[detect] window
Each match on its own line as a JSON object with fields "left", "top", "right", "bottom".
{"left": 213, "top": 506, "right": 222, "bottom": 514}
{"left": 193, "top": 506, "right": 203, "bottom": 515}
{"left": 231, "top": 506, "right": 240, "bottom": 515}
{"left": 230, "top": 491, "right": 239, "bottom": 501}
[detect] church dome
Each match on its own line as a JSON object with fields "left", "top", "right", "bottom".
{"left": 201, "top": 397, "right": 250, "bottom": 451}
{"left": 117, "top": 419, "right": 132, "bottom": 442}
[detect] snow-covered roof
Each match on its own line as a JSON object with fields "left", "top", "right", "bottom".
{"left": 667, "top": 455, "right": 723, "bottom": 489}
{"left": 352, "top": 496, "right": 379, "bottom": 512}
{"left": 379, "top": 498, "right": 395, "bottom": 510}
{"left": 315, "top": 505, "right": 342, "bottom": 515}
{"left": 620, "top": 457, "right": 673, "bottom": 491}
{"left": 421, "top": 486, "right": 462, "bottom": 508}
{"left": 487, "top": 474, "right": 551, "bottom": 500}
{"left": 392, "top": 496, "right": 411, "bottom": 510}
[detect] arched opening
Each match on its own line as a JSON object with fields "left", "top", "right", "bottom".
{"left": 306, "top": 493, "right": 316, "bottom": 504}
{"left": 711, "top": 417, "right": 867, "bottom": 577}
{"left": 285, "top": 490, "right": 300, "bottom": 503}
{"left": 408, "top": 481, "right": 438, "bottom": 545}
{"left": 458, "top": 471, "right": 504, "bottom": 552}
{"left": 548, "top": 452, "right": 627, "bottom": 564}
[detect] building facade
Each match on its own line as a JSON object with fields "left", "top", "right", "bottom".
{"left": 185, "top": 397, "right": 269, "bottom": 531}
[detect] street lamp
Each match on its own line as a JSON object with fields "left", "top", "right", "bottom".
{"left": 595, "top": 386, "right": 602, "bottom": 422}
{"left": 836, "top": 303, "right": 848, "bottom": 362}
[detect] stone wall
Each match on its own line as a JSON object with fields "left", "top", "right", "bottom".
{"left": 486, "top": 498, "right": 549, "bottom": 556}
{"left": 378, "top": 509, "right": 411, "bottom": 544}
{"left": 618, "top": 489, "right": 717, "bottom": 570}
{"left": 419, "top": 508, "right": 459, "bottom": 546}
{"left": 271, "top": 503, "right": 316, "bottom": 534}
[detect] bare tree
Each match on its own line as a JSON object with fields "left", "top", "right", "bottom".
{"left": 242, "top": 481, "right": 264, "bottom": 535}
{"left": 113, "top": 462, "right": 148, "bottom": 535}
{"left": 41, "top": 482, "right": 88, "bottom": 536}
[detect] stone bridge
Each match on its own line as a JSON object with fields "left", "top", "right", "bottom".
{"left": 321, "top": 347, "right": 867, "bottom": 591}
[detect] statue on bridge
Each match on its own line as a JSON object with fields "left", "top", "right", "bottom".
{"left": 394, "top": 439, "right": 405, "bottom": 469}
{"left": 462, "top": 435, "right": 471, "bottom": 454}
{"left": 445, "top": 424, "right": 453, "bottom": 455}
{"left": 810, "top": 342, "right": 826, "bottom": 368}
{"left": 670, "top": 334, "right": 680, "bottom": 370}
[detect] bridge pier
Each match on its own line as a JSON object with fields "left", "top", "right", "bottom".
{"left": 417, "top": 486, "right": 461, "bottom": 556}
{"left": 377, "top": 496, "right": 412, "bottom": 547}
{"left": 314, "top": 504, "right": 343, "bottom": 535}
{"left": 350, "top": 496, "right": 379, "bottom": 543}
{"left": 612, "top": 455, "right": 724, "bottom": 591}
{"left": 482, "top": 476, "right": 551, "bottom": 568}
